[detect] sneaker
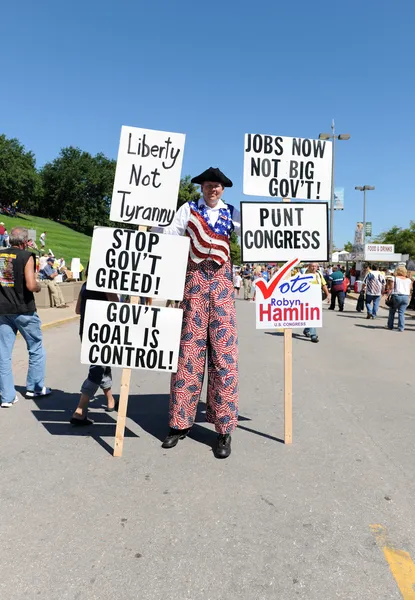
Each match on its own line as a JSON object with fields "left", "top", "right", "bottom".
{"left": 1, "top": 396, "right": 19, "bottom": 408}
{"left": 311, "top": 336, "right": 319, "bottom": 343}
{"left": 25, "top": 386, "right": 52, "bottom": 399}
{"left": 303, "top": 330, "right": 311, "bottom": 338}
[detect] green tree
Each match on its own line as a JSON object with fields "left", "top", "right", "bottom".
{"left": 177, "top": 175, "right": 201, "bottom": 209}
{"left": 377, "top": 222, "right": 415, "bottom": 256}
{"left": 344, "top": 241, "right": 353, "bottom": 252}
{"left": 0, "top": 134, "right": 41, "bottom": 212}
{"left": 230, "top": 231, "right": 241, "bottom": 265}
{"left": 40, "top": 147, "right": 116, "bottom": 230}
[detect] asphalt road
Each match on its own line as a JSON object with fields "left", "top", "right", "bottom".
{"left": 1, "top": 297, "right": 414, "bottom": 600}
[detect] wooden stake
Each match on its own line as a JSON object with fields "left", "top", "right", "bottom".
{"left": 282, "top": 197, "right": 293, "bottom": 444}
{"left": 113, "top": 224, "right": 147, "bottom": 457}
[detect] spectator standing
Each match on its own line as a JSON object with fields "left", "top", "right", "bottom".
{"left": 39, "top": 257, "right": 68, "bottom": 308}
{"left": 3, "top": 229, "right": 9, "bottom": 247}
{"left": 303, "top": 263, "right": 330, "bottom": 343}
{"left": 329, "top": 265, "right": 345, "bottom": 311}
{"left": 242, "top": 264, "right": 252, "bottom": 300}
{"left": 0, "top": 227, "right": 51, "bottom": 407}
{"left": 233, "top": 270, "right": 242, "bottom": 296}
{"left": 386, "top": 266, "right": 412, "bottom": 332}
{"left": 362, "top": 263, "right": 385, "bottom": 319}
{"left": 0, "top": 222, "right": 5, "bottom": 247}
{"left": 39, "top": 231, "right": 46, "bottom": 250}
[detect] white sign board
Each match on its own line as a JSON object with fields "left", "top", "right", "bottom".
{"left": 110, "top": 126, "right": 185, "bottom": 227}
{"left": 71, "top": 258, "right": 80, "bottom": 279}
{"left": 255, "top": 259, "right": 323, "bottom": 329}
{"left": 28, "top": 229, "right": 36, "bottom": 241}
{"left": 87, "top": 227, "right": 190, "bottom": 299}
{"left": 365, "top": 244, "right": 395, "bottom": 255}
{"left": 81, "top": 301, "right": 183, "bottom": 372}
{"left": 243, "top": 134, "right": 332, "bottom": 200}
{"left": 241, "top": 202, "right": 328, "bottom": 263}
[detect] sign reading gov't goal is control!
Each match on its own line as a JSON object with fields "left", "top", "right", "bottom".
{"left": 243, "top": 134, "right": 332, "bottom": 200}
{"left": 241, "top": 202, "right": 329, "bottom": 263}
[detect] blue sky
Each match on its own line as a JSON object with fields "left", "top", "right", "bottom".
{"left": 1, "top": 0, "right": 413, "bottom": 247}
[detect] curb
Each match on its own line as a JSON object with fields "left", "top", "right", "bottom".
{"left": 41, "top": 314, "right": 80, "bottom": 330}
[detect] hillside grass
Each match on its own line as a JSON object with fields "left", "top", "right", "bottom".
{"left": 0, "top": 213, "right": 92, "bottom": 267}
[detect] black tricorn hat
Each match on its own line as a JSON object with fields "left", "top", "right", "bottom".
{"left": 191, "top": 167, "right": 233, "bottom": 188}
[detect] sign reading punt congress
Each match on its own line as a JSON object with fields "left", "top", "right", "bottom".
{"left": 255, "top": 259, "right": 322, "bottom": 330}
{"left": 241, "top": 202, "right": 328, "bottom": 263}
{"left": 110, "top": 126, "right": 185, "bottom": 227}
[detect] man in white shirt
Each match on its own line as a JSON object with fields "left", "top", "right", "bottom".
{"left": 363, "top": 263, "right": 385, "bottom": 319}
{"left": 161, "top": 167, "right": 240, "bottom": 459}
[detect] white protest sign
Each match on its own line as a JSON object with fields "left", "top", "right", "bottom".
{"left": 255, "top": 258, "right": 323, "bottom": 329}
{"left": 81, "top": 301, "right": 183, "bottom": 372}
{"left": 241, "top": 201, "right": 328, "bottom": 263}
{"left": 110, "top": 126, "right": 185, "bottom": 227}
{"left": 243, "top": 134, "right": 332, "bottom": 200}
{"left": 87, "top": 227, "right": 190, "bottom": 299}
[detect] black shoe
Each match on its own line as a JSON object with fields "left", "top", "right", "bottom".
{"left": 70, "top": 416, "right": 93, "bottom": 426}
{"left": 161, "top": 428, "right": 189, "bottom": 449}
{"left": 311, "top": 336, "right": 319, "bottom": 343}
{"left": 214, "top": 434, "right": 231, "bottom": 459}
{"left": 366, "top": 314, "right": 372, "bottom": 319}
{"left": 303, "top": 330, "right": 311, "bottom": 338}
{"left": 328, "top": 307, "right": 334, "bottom": 310}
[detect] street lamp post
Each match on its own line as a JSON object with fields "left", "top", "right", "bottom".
{"left": 319, "top": 120, "right": 350, "bottom": 261}
{"left": 355, "top": 185, "right": 375, "bottom": 248}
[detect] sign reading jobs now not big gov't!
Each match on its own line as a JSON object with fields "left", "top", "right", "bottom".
{"left": 81, "top": 301, "right": 183, "bottom": 372}
{"left": 255, "top": 259, "right": 323, "bottom": 330}
{"left": 110, "top": 126, "right": 185, "bottom": 227}
{"left": 241, "top": 202, "right": 329, "bottom": 263}
{"left": 87, "top": 227, "right": 190, "bottom": 299}
{"left": 243, "top": 134, "right": 332, "bottom": 200}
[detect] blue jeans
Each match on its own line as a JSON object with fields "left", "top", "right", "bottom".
{"left": 330, "top": 290, "right": 345, "bottom": 310}
{"left": 304, "top": 327, "right": 317, "bottom": 338}
{"left": 0, "top": 313, "right": 45, "bottom": 402}
{"left": 387, "top": 295, "right": 409, "bottom": 331}
{"left": 365, "top": 294, "right": 381, "bottom": 317}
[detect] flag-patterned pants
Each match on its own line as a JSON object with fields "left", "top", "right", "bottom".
{"left": 169, "top": 259, "right": 239, "bottom": 434}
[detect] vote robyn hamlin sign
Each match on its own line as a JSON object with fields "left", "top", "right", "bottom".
{"left": 110, "top": 126, "right": 185, "bottom": 227}
{"left": 243, "top": 134, "right": 332, "bottom": 200}
{"left": 87, "top": 227, "right": 190, "bottom": 299}
{"left": 81, "top": 301, "right": 183, "bottom": 372}
{"left": 241, "top": 201, "right": 328, "bottom": 263}
{"left": 255, "top": 259, "right": 323, "bottom": 330}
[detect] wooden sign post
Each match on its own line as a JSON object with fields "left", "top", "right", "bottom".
{"left": 113, "top": 225, "right": 146, "bottom": 458}
{"left": 282, "top": 198, "right": 293, "bottom": 444}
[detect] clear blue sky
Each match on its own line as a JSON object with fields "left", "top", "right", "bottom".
{"left": 1, "top": 0, "right": 413, "bottom": 247}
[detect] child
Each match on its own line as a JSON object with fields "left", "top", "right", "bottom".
{"left": 70, "top": 270, "right": 119, "bottom": 426}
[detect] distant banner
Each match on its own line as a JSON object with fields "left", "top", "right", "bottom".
{"left": 334, "top": 187, "right": 344, "bottom": 210}
{"left": 365, "top": 222, "right": 372, "bottom": 236}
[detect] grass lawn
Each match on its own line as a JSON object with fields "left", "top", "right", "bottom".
{"left": 0, "top": 213, "right": 92, "bottom": 267}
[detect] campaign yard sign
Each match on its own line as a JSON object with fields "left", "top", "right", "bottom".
{"left": 87, "top": 227, "right": 190, "bottom": 299}
{"left": 110, "top": 126, "right": 185, "bottom": 227}
{"left": 243, "top": 134, "right": 332, "bottom": 200}
{"left": 81, "top": 301, "right": 183, "bottom": 372}
{"left": 241, "top": 201, "right": 328, "bottom": 263}
{"left": 255, "top": 259, "right": 323, "bottom": 330}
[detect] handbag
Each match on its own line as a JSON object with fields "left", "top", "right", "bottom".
{"left": 385, "top": 277, "right": 396, "bottom": 308}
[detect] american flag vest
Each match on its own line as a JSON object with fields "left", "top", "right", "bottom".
{"left": 186, "top": 201, "right": 235, "bottom": 265}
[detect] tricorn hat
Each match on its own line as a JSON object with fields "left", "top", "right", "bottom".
{"left": 191, "top": 167, "right": 233, "bottom": 188}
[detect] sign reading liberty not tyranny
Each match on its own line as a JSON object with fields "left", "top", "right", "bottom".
{"left": 243, "top": 134, "right": 332, "bottom": 200}
{"left": 110, "top": 126, "right": 186, "bottom": 227}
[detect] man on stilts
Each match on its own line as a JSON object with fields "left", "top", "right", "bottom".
{"left": 161, "top": 167, "right": 240, "bottom": 458}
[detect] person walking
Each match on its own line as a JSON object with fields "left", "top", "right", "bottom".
{"left": 303, "top": 263, "right": 330, "bottom": 343}
{"left": 39, "top": 257, "right": 68, "bottom": 308}
{"left": 242, "top": 264, "right": 252, "bottom": 300}
{"left": 362, "top": 263, "right": 385, "bottom": 319}
{"left": 160, "top": 167, "right": 240, "bottom": 459}
{"left": 386, "top": 265, "right": 412, "bottom": 332}
{"left": 39, "top": 231, "right": 46, "bottom": 250}
{"left": 0, "top": 227, "right": 51, "bottom": 407}
{"left": 0, "top": 222, "right": 5, "bottom": 247}
{"left": 233, "top": 270, "right": 242, "bottom": 297}
{"left": 328, "top": 265, "right": 345, "bottom": 311}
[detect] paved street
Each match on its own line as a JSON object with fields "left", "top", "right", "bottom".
{"left": 1, "top": 297, "right": 415, "bottom": 600}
